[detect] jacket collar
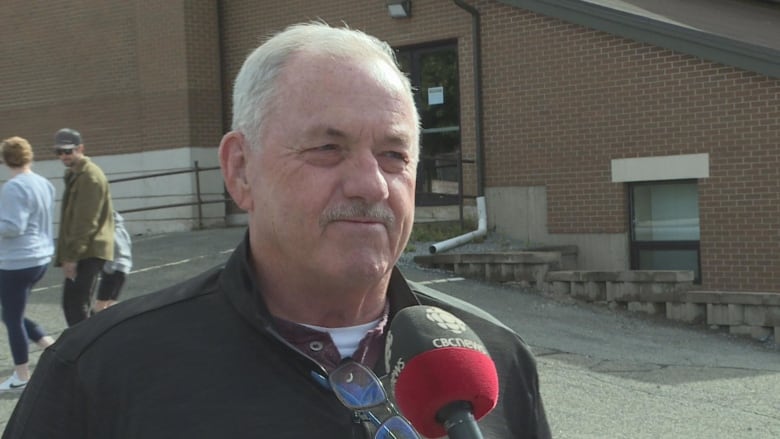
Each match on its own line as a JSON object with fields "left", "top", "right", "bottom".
{"left": 65, "top": 156, "right": 91, "bottom": 177}
{"left": 218, "top": 231, "right": 420, "bottom": 344}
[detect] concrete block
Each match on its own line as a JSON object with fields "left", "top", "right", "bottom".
{"left": 628, "top": 301, "right": 665, "bottom": 315}
{"left": 744, "top": 306, "right": 768, "bottom": 326}
{"left": 585, "top": 281, "right": 606, "bottom": 301}
{"left": 729, "top": 325, "right": 772, "bottom": 340}
{"left": 666, "top": 302, "right": 706, "bottom": 324}
{"left": 529, "top": 265, "right": 549, "bottom": 286}
{"left": 455, "top": 263, "right": 484, "bottom": 279}
{"left": 537, "top": 281, "right": 551, "bottom": 294}
{"left": 729, "top": 325, "right": 752, "bottom": 336}
{"left": 510, "top": 265, "right": 527, "bottom": 282}
{"left": 616, "top": 270, "right": 694, "bottom": 283}
{"left": 766, "top": 306, "right": 780, "bottom": 326}
{"left": 507, "top": 264, "right": 522, "bottom": 282}
{"left": 570, "top": 283, "right": 585, "bottom": 300}
{"left": 720, "top": 292, "right": 780, "bottom": 306}
{"left": 684, "top": 291, "right": 723, "bottom": 304}
{"left": 526, "top": 245, "right": 578, "bottom": 270}
{"left": 605, "top": 282, "right": 617, "bottom": 301}
{"left": 581, "top": 272, "right": 620, "bottom": 282}
{"left": 776, "top": 327, "right": 780, "bottom": 345}
{"left": 502, "top": 264, "right": 518, "bottom": 282}
{"left": 499, "top": 264, "right": 514, "bottom": 282}
{"left": 545, "top": 271, "right": 580, "bottom": 282}
{"left": 686, "top": 291, "right": 780, "bottom": 306}
{"left": 550, "top": 281, "right": 570, "bottom": 295}
{"left": 638, "top": 282, "right": 684, "bottom": 303}
{"left": 512, "top": 264, "right": 547, "bottom": 284}
{"left": 707, "top": 304, "right": 729, "bottom": 325}
{"left": 607, "top": 282, "right": 639, "bottom": 302}
{"left": 639, "top": 282, "right": 670, "bottom": 294}
{"left": 750, "top": 326, "right": 772, "bottom": 341}
{"left": 571, "top": 281, "right": 606, "bottom": 302}
{"left": 485, "top": 264, "right": 503, "bottom": 282}
{"left": 728, "top": 304, "right": 745, "bottom": 325}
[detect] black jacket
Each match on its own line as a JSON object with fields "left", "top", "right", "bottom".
{"left": 3, "top": 236, "right": 550, "bottom": 438}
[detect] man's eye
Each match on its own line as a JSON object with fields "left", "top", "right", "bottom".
{"left": 383, "top": 151, "right": 408, "bottom": 161}
{"left": 378, "top": 151, "right": 410, "bottom": 173}
{"left": 315, "top": 144, "right": 339, "bottom": 152}
{"left": 302, "top": 144, "right": 342, "bottom": 166}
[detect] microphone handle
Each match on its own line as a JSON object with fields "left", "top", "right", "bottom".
{"left": 437, "top": 401, "right": 485, "bottom": 439}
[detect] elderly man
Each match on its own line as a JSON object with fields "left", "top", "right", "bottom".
{"left": 3, "top": 22, "right": 550, "bottom": 438}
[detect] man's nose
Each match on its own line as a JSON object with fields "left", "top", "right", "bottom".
{"left": 342, "top": 151, "right": 389, "bottom": 203}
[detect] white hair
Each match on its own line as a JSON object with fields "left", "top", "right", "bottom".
{"left": 231, "top": 21, "right": 419, "bottom": 151}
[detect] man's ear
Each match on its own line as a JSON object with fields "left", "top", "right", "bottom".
{"left": 218, "top": 131, "right": 254, "bottom": 211}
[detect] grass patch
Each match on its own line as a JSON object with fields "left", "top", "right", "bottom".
{"left": 410, "top": 221, "right": 464, "bottom": 242}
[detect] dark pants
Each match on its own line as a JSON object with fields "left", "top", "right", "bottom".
{"left": 97, "top": 270, "right": 126, "bottom": 301}
{"left": 62, "top": 257, "right": 104, "bottom": 326}
{"left": 0, "top": 265, "right": 49, "bottom": 365}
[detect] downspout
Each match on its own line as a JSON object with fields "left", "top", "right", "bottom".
{"left": 430, "top": 196, "right": 487, "bottom": 253}
{"left": 430, "top": 0, "right": 486, "bottom": 254}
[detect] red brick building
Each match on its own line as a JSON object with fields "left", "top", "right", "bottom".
{"left": 1, "top": 0, "right": 778, "bottom": 294}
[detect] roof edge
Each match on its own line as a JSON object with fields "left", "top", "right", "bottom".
{"left": 496, "top": 0, "right": 780, "bottom": 79}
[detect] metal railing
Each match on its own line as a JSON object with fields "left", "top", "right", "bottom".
{"left": 109, "top": 161, "right": 231, "bottom": 229}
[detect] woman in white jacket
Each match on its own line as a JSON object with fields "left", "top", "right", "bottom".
{"left": 0, "top": 137, "right": 56, "bottom": 391}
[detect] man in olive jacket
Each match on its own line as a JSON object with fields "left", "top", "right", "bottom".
{"left": 52, "top": 128, "right": 114, "bottom": 326}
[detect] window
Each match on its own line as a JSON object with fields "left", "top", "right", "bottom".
{"left": 629, "top": 180, "right": 701, "bottom": 283}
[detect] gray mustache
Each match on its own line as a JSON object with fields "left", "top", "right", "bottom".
{"left": 320, "top": 203, "right": 395, "bottom": 227}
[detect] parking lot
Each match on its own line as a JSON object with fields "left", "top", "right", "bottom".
{"left": 1, "top": 225, "right": 778, "bottom": 438}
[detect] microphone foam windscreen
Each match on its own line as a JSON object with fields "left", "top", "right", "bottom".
{"left": 385, "top": 306, "right": 499, "bottom": 438}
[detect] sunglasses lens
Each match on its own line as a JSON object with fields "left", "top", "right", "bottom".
{"left": 375, "top": 416, "right": 420, "bottom": 439}
{"left": 56, "top": 148, "right": 73, "bottom": 155}
{"left": 330, "top": 363, "right": 386, "bottom": 408}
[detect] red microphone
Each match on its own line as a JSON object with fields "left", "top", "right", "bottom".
{"left": 385, "top": 305, "right": 499, "bottom": 439}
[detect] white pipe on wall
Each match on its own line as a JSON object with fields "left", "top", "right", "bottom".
{"left": 429, "top": 196, "right": 487, "bottom": 254}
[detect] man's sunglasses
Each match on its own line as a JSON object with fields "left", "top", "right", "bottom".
{"left": 313, "top": 361, "right": 420, "bottom": 439}
{"left": 55, "top": 148, "right": 75, "bottom": 156}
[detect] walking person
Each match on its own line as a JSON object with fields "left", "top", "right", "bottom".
{"left": 93, "top": 210, "right": 132, "bottom": 313}
{"left": 52, "top": 128, "right": 114, "bottom": 326}
{"left": 0, "top": 137, "right": 56, "bottom": 392}
{"left": 3, "top": 23, "right": 550, "bottom": 438}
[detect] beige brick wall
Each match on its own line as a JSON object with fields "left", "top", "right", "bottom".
{"left": 0, "top": 0, "right": 222, "bottom": 158}
{"left": 2, "top": 0, "right": 778, "bottom": 292}
{"left": 470, "top": 2, "right": 780, "bottom": 292}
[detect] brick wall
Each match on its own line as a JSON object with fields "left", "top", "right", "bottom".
{"left": 3, "top": 0, "right": 778, "bottom": 292}
{"left": 469, "top": 2, "right": 780, "bottom": 291}
{"left": 1, "top": 1, "right": 139, "bottom": 156}
{"left": 0, "top": 0, "right": 222, "bottom": 159}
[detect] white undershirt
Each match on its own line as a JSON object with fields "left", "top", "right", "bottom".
{"left": 302, "top": 318, "right": 381, "bottom": 358}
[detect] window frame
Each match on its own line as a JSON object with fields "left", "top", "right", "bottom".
{"left": 628, "top": 179, "right": 702, "bottom": 284}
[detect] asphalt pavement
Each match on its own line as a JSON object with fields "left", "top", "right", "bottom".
{"left": 1, "top": 226, "right": 778, "bottom": 438}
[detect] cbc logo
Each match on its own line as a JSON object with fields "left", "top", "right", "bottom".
{"left": 425, "top": 307, "right": 467, "bottom": 334}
